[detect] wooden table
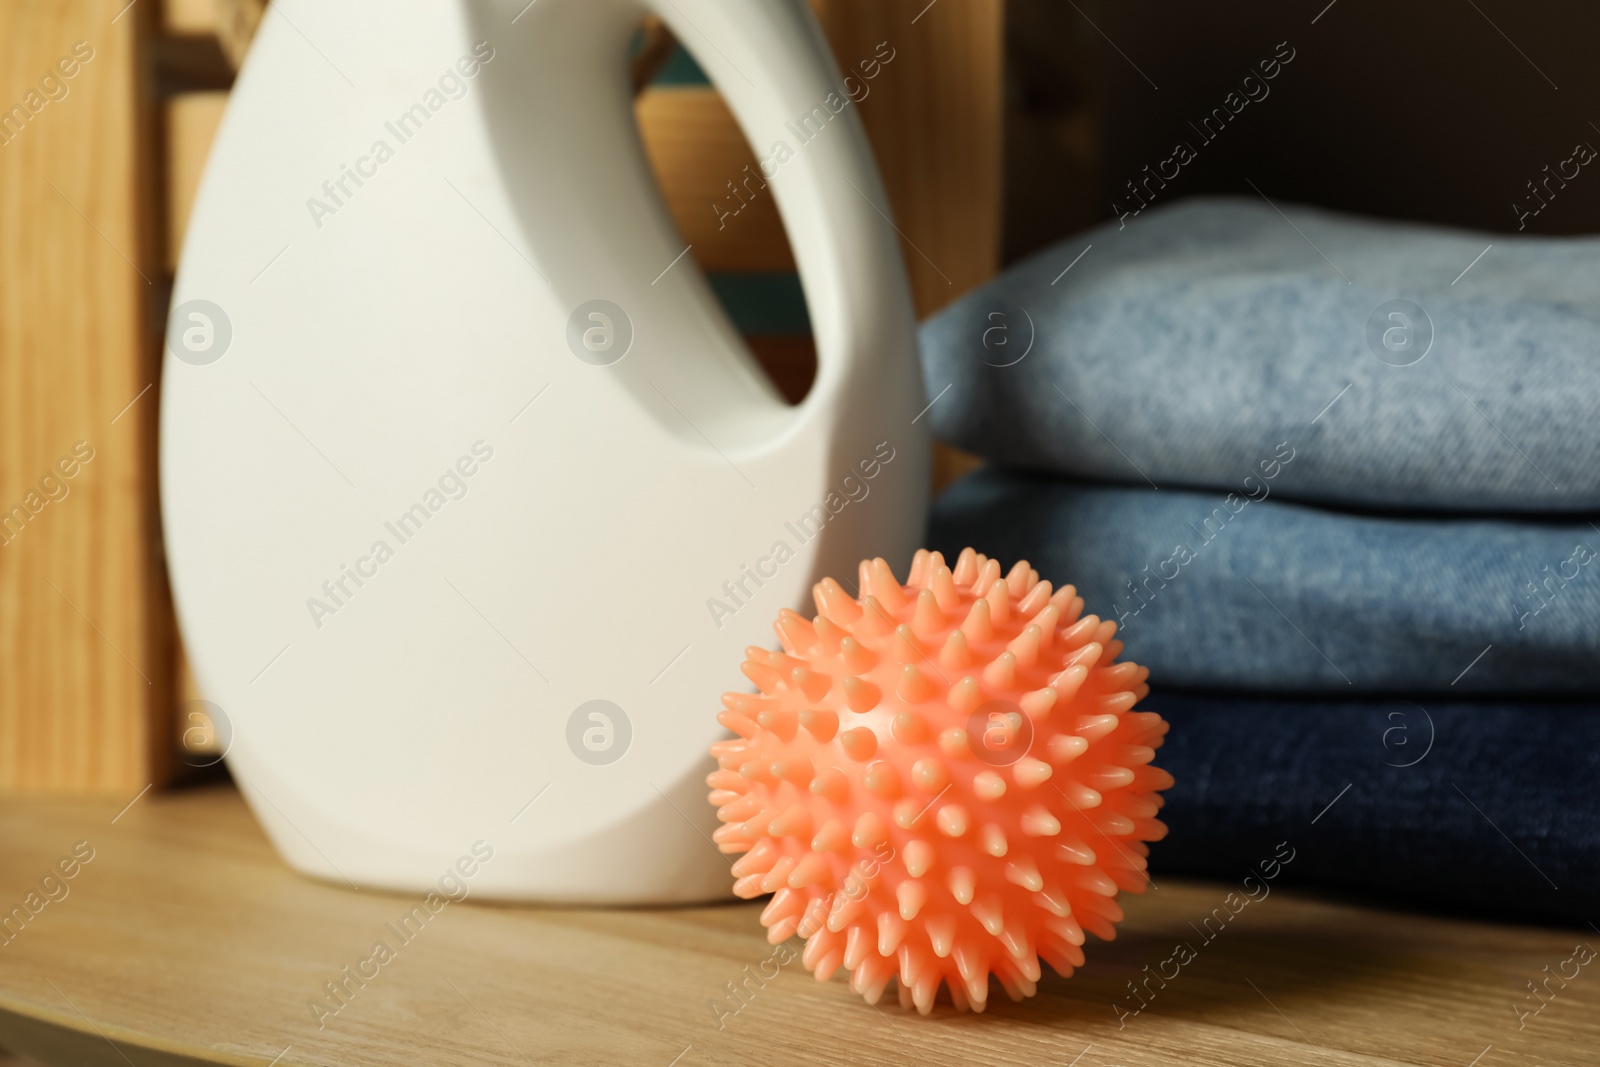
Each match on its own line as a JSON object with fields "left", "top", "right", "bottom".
{"left": 0, "top": 785, "right": 1594, "bottom": 1066}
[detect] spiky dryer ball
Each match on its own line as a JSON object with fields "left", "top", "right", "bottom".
{"left": 706, "top": 549, "right": 1174, "bottom": 1014}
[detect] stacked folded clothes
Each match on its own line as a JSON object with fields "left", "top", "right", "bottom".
{"left": 920, "top": 197, "right": 1600, "bottom": 922}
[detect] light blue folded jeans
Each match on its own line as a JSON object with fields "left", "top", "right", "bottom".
{"left": 920, "top": 197, "right": 1600, "bottom": 512}
{"left": 928, "top": 468, "right": 1600, "bottom": 693}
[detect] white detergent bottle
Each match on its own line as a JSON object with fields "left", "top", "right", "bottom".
{"left": 161, "top": 0, "right": 928, "bottom": 902}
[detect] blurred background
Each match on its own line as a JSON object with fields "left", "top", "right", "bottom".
{"left": 3, "top": 0, "right": 1598, "bottom": 1061}
{"left": 3, "top": 0, "right": 1597, "bottom": 788}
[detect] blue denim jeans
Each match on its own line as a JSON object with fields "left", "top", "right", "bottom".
{"left": 928, "top": 468, "right": 1600, "bottom": 693}
{"left": 920, "top": 197, "right": 1600, "bottom": 512}
{"left": 1143, "top": 690, "right": 1600, "bottom": 925}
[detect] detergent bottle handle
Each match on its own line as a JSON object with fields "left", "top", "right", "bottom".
{"left": 471, "top": 0, "right": 914, "bottom": 434}
{"left": 646, "top": 0, "right": 913, "bottom": 398}
{"left": 639, "top": 0, "right": 919, "bottom": 423}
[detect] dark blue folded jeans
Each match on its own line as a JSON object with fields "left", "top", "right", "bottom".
{"left": 928, "top": 468, "right": 1600, "bottom": 693}
{"left": 920, "top": 197, "right": 1600, "bottom": 512}
{"left": 1142, "top": 690, "right": 1600, "bottom": 926}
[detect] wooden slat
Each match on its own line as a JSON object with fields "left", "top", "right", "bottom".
{"left": 0, "top": 0, "right": 172, "bottom": 793}
{"left": 635, "top": 86, "right": 796, "bottom": 274}
{"left": 161, "top": 0, "right": 216, "bottom": 37}
{"left": 164, "top": 91, "right": 227, "bottom": 273}
{"left": 812, "top": 0, "right": 1003, "bottom": 488}
{"left": 814, "top": 0, "right": 1005, "bottom": 318}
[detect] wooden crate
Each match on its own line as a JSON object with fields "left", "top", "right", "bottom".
{"left": 0, "top": 0, "right": 172, "bottom": 793}
{"left": 1, "top": 0, "right": 1001, "bottom": 790}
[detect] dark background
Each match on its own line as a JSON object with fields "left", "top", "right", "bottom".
{"left": 1004, "top": 0, "right": 1600, "bottom": 262}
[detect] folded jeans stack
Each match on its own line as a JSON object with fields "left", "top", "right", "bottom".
{"left": 920, "top": 198, "right": 1600, "bottom": 922}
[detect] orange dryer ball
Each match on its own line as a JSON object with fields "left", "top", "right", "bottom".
{"left": 707, "top": 548, "right": 1174, "bottom": 1014}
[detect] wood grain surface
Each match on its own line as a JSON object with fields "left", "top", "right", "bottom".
{"left": 816, "top": 0, "right": 1004, "bottom": 319}
{"left": 160, "top": 0, "right": 216, "bottom": 37}
{"left": 0, "top": 785, "right": 1594, "bottom": 1066}
{"left": 0, "top": 0, "right": 173, "bottom": 793}
{"left": 632, "top": 0, "right": 1009, "bottom": 307}
{"left": 812, "top": 0, "right": 1000, "bottom": 487}
{"left": 636, "top": 87, "right": 796, "bottom": 275}
{"left": 163, "top": 91, "right": 227, "bottom": 274}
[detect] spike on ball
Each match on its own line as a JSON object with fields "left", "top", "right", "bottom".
{"left": 707, "top": 549, "right": 1173, "bottom": 1014}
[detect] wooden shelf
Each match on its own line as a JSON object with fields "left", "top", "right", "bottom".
{"left": 0, "top": 786, "right": 1593, "bottom": 1066}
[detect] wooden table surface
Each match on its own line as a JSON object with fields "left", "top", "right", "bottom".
{"left": 0, "top": 785, "right": 1594, "bottom": 1066}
